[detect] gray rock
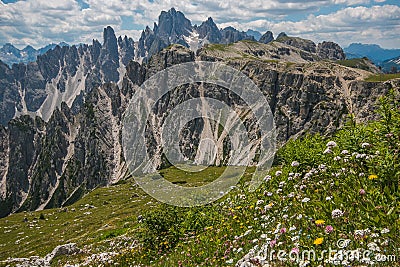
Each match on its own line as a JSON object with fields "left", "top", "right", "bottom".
{"left": 259, "top": 31, "right": 274, "bottom": 44}
{"left": 317, "top": 41, "right": 346, "bottom": 60}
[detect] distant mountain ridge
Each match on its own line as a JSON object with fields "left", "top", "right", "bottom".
{"left": 0, "top": 42, "right": 69, "bottom": 66}
{"left": 344, "top": 43, "right": 400, "bottom": 62}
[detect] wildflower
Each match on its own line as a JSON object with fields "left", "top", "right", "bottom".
{"left": 326, "top": 141, "right": 337, "bottom": 148}
{"left": 315, "top": 220, "right": 325, "bottom": 226}
{"left": 381, "top": 228, "right": 390, "bottom": 234}
{"left": 368, "top": 174, "right": 378, "bottom": 180}
{"left": 323, "top": 148, "right": 332, "bottom": 154}
{"left": 226, "top": 259, "right": 233, "bottom": 264}
{"left": 291, "top": 161, "right": 300, "bottom": 167}
{"left": 297, "top": 214, "right": 303, "bottom": 219}
{"left": 269, "top": 239, "right": 277, "bottom": 247}
{"left": 301, "top": 198, "right": 310, "bottom": 203}
{"left": 313, "top": 237, "right": 324, "bottom": 245}
{"left": 333, "top": 156, "right": 341, "bottom": 161}
{"left": 359, "top": 189, "right": 366, "bottom": 195}
{"left": 318, "top": 164, "right": 326, "bottom": 170}
{"left": 331, "top": 209, "right": 344, "bottom": 218}
{"left": 291, "top": 247, "right": 300, "bottom": 254}
{"left": 256, "top": 200, "right": 264, "bottom": 206}
{"left": 355, "top": 230, "right": 365, "bottom": 237}
{"left": 325, "top": 225, "right": 334, "bottom": 234}
{"left": 275, "top": 170, "right": 282, "bottom": 176}
{"left": 326, "top": 196, "right": 332, "bottom": 201}
{"left": 264, "top": 203, "right": 273, "bottom": 210}
{"left": 263, "top": 175, "right": 272, "bottom": 182}
{"left": 289, "top": 226, "right": 296, "bottom": 231}
{"left": 361, "top": 142, "right": 370, "bottom": 148}
{"left": 280, "top": 228, "right": 287, "bottom": 234}
{"left": 359, "top": 172, "right": 365, "bottom": 177}
{"left": 367, "top": 242, "right": 380, "bottom": 252}
{"left": 341, "top": 150, "right": 349, "bottom": 155}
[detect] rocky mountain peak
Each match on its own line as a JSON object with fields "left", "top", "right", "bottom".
{"left": 277, "top": 32, "right": 288, "bottom": 39}
{"left": 103, "top": 26, "right": 117, "bottom": 47}
{"left": 157, "top": 7, "right": 192, "bottom": 39}
{"left": 259, "top": 31, "right": 274, "bottom": 44}
{"left": 317, "top": 41, "right": 346, "bottom": 60}
{"left": 197, "top": 17, "right": 221, "bottom": 43}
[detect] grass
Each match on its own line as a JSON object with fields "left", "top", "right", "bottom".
{"left": 0, "top": 90, "right": 399, "bottom": 266}
{"left": 336, "top": 58, "right": 374, "bottom": 71}
{"left": 365, "top": 73, "right": 400, "bottom": 82}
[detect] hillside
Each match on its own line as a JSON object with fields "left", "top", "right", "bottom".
{"left": 0, "top": 89, "right": 399, "bottom": 266}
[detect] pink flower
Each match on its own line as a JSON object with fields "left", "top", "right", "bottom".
{"left": 280, "top": 227, "right": 287, "bottom": 234}
{"left": 291, "top": 247, "right": 300, "bottom": 254}
{"left": 359, "top": 189, "right": 366, "bottom": 195}
{"left": 269, "top": 239, "right": 277, "bottom": 247}
{"left": 325, "top": 225, "right": 334, "bottom": 234}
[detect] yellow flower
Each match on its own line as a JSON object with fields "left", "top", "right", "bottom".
{"left": 315, "top": 220, "right": 325, "bottom": 225}
{"left": 314, "top": 237, "right": 324, "bottom": 245}
{"left": 368, "top": 174, "right": 378, "bottom": 180}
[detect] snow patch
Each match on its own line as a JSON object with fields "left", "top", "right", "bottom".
{"left": 184, "top": 30, "right": 201, "bottom": 52}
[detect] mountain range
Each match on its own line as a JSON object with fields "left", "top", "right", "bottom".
{"left": 0, "top": 42, "right": 69, "bottom": 66}
{"left": 344, "top": 43, "right": 400, "bottom": 72}
{"left": 0, "top": 8, "right": 398, "bottom": 218}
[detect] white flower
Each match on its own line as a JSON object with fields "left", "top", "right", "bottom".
{"left": 287, "top": 192, "right": 295, "bottom": 198}
{"left": 225, "top": 259, "right": 234, "bottom": 264}
{"left": 334, "top": 156, "right": 341, "bottom": 161}
{"left": 341, "top": 150, "right": 349, "bottom": 155}
{"left": 381, "top": 228, "right": 390, "bottom": 234}
{"left": 256, "top": 200, "right": 264, "bottom": 206}
{"left": 361, "top": 142, "right": 370, "bottom": 148}
{"left": 289, "top": 226, "right": 297, "bottom": 231}
{"left": 326, "top": 196, "right": 332, "bottom": 201}
{"left": 367, "top": 242, "right": 380, "bottom": 252}
{"left": 276, "top": 189, "right": 282, "bottom": 194}
{"left": 266, "top": 192, "right": 273, "bottom": 196}
{"left": 331, "top": 209, "right": 344, "bottom": 218}
{"left": 236, "top": 247, "right": 243, "bottom": 253}
{"left": 263, "top": 175, "right": 272, "bottom": 182}
{"left": 275, "top": 171, "right": 282, "bottom": 176}
{"left": 297, "top": 214, "right": 303, "bottom": 219}
{"left": 355, "top": 230, "right": 365, "bottom": 237}
{"left": 279, "top": 181, "right": 286, "bottom": 187}
{"left": 359, "top": 172, "right": 365, "bottom": 177}
{"left": 300, "top": 185, "right": 307, "bottom": 190}
{"left": 291, "top": 161, "right": 300, "bottom": 167}
{"left": 260, "top": 234, "right": 268, "bottom": 239}
{"left": 323, "top": 148, "right": 332, "bottom": 154}
{"left": 301, "top": 197, "right": 310, "bottom": 203}
{"left": 326, "top": 141, "right": 337, "bottom": 148}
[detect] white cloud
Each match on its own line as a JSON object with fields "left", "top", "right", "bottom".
{"left": 0, "top": 0, "right": 399, "bottom": 49}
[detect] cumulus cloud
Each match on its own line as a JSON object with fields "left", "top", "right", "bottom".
{"left": 0, "top": 0, "right": 399, "bottom": 49}
{"left": 227, "top": 5, "right": 400, "bottom": 48}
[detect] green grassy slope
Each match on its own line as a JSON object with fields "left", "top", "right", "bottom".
{"left": 0, "top": 90, "right": 399, "bottom": 267}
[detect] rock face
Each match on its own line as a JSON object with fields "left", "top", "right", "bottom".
{"left": 0, "top": 9, "right": 391, "bottom": 218}
{"left": 196, "top": 17, "right": 222, "bottom": 44}
{"left": 0, "top": 42, "right": 69, "bottom": 66}
{"left": 0, "top": 41, "right": 396, "bottom": 218}
{"left": 259, "top": 31, "right": 274, "bottom": 44}
{"left": 317, "top": 41, "right": 346, "bottom": 60}
{"left": 0, "top": 27, "right": 134, "bottom": 125}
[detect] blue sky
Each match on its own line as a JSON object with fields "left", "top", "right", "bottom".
{"left": 0, "top": 0, "right": 399, "bottom": 49}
